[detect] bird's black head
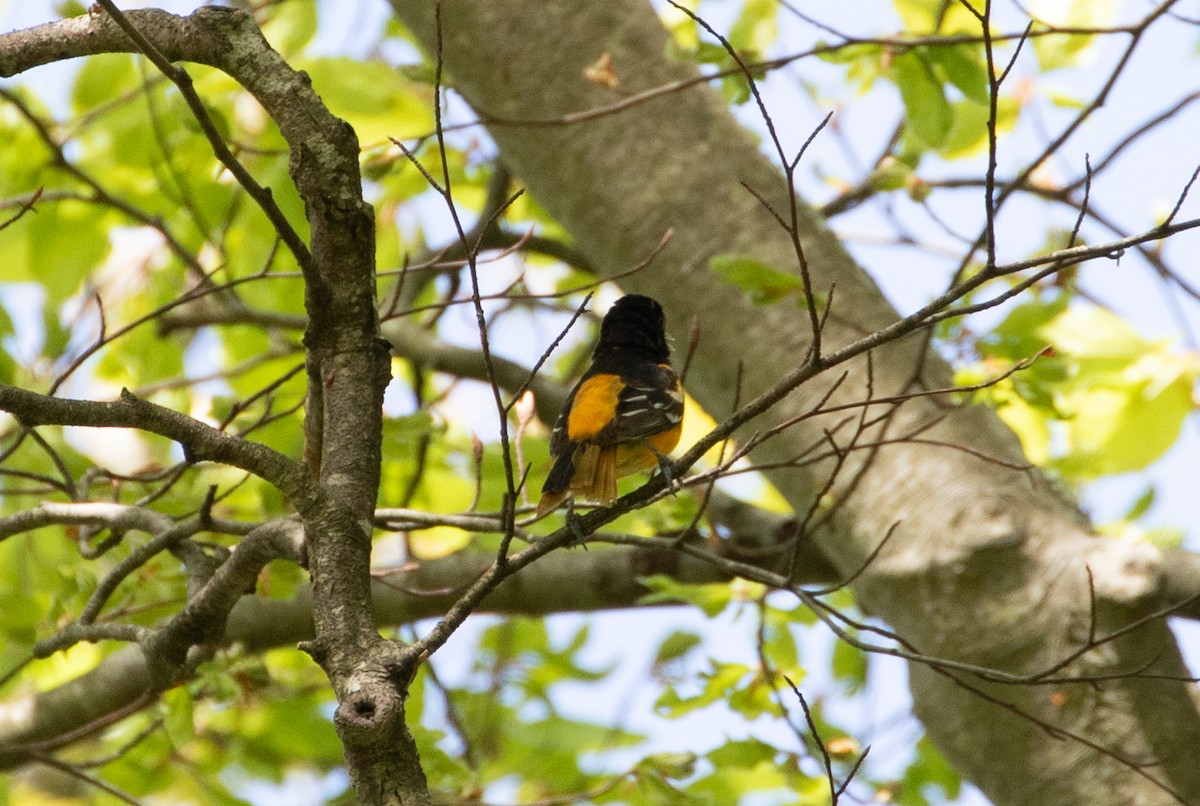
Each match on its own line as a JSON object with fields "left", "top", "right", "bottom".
{"left": 593, "top": 294, "right": 670, "bottom": 364}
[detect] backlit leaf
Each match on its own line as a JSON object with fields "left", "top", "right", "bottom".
{"left": 710, "top": 254, "right": 803, "bottom": 303}
{"left": 893, "top": 49, "right": 953, "bottom": 149}
{"left": 1031, "top": 0, "right": 1117, "bottom": 70}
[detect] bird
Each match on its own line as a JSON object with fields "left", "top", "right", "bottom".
{"left": 537, "top": 294, "right": 684, "bottom": 517}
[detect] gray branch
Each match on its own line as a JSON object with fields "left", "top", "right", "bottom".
{"left": 0, "top": 385, "right": 309, "bottom": 498}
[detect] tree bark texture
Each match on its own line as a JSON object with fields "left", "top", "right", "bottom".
{"left": 390, "top": 1, "right": 1200, "bottom": 803}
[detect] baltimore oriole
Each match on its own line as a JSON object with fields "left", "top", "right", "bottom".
{"left": 537, "top": 294, "right": 684, "bottom": 516}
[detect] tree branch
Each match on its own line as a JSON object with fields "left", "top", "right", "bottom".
{"left": 0, "top": 385, "right": 308, "bottom": 498}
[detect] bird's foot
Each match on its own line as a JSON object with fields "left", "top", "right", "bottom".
{"left": 565, "top": 499, "right": 591, "bottom": 547}
{"left": 650, "top": 447, "right": 679, "bottom": 495}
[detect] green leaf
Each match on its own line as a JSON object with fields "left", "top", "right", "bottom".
{"left": 983, "top": 296, "right": 1069, "bottom": 361}
{"left": 868, "top": 156, "right": 914, "bottom": 191}
{"left": 763, "top": 607, "right": 800, "bottom": 670}
{"left": 1141, "top": 526, "right": 1185, "bottom": 549}
{"left": 260, "top": 0, "right": 318, "bottom": 57}
{"left": 22, "top": 200, "right": 111, "bottom": 305}
{"left": 631, "top": 771, "right": 693, "bottom": 803}
{"left": 655, "top": 662, "right": 755, "bottom": 717}
{"left": 408, "top": 525, "right": 473, "bottom": 559}
{"left": 654, "top": 630, "right": 703, "bottom": 666}
{"left": 980, "top": 302, "right": 1200, "bottom": 477}
{"left": 396, "top": 60, "right": 439, "bottom": 87}
{"left": 300, "top": 56, "right": 434, "bottom": 144}
{"left": 892, "top": 49, "right": 953, "bottom": 149}
{"left": 1036, "top": 305, "right": 1149, "bottom": 362}
{"left": 729, "top": 0, "right": 780, "bottom": 54}
{"left": 707, "top": 737, "right": 778, "bottom": 768}
{"left": 1009, "top": 360, "right": 1071, "bottom": 412}
{"left": 693, "top": 41, "right": 732, "bottom": 66}
{"left": 691, "top": 738, "right": 804, "bottom": 802}
{"left": 0, "top": 349, "right": 14, "bottom": 386}
{"left": 893, "top": 0, "right": 982, "bottom": 34}
{"left": 95, "top": 326, "right": 188, "bottom": 389}
{"left": 710, "top": 254, "right": 803, "bottom": 303}
{"left": 1124, "top": 487, "right": 1156, "bottom": 521}
{"left": 1030, "top": 0, "right": 1117, "bottom": 71}
{"left": 928, "top": 44, "right": 990, "bottom": 104}
{"left": 383, "top": 410, "right": 436, "bottom": 447}
{"left": 410, "top": 721, "right": 474, "bottom": 794}
{"left": 0, "top": 100, "right": 56, "bottom": 199}
{"left": 816, "top": 42, "right": 885, "bottom": 94}
{"left": 640, "top": 575, "right": 733, "bottom": 617}
{"left": 817, "top": 41, "right": 882, "bottom": 66}
{"left": 720, "top": 71, "right": 755, "bottom": 106}
{"left": 900, "top": 736, "right": 962, "bottom": 803}
{"left": 1046, "top": 88, "right": 1088, "bottom": 109}
{"left": 0, "top": 305, "right": 14, "bottom": 383}
{"left": 55, "top": 0, "right": 87, "bottom": 16}
{"left": 162, "top": 687, "right": 196, "bottom": 748}
{"left": 727, "top": 669, "right": 776, "bottom": 719}
{"left": 939, "top": 96, "right": 1020, "bottom": 159}
{"left": 662, "top": 0, "right": 701, "bottom": 51}
{"left": 72, "top": 53, "right": 137, "bottom": 113}
{"left": 1054, "top": 356, "right": 1195, "bottom": 477}
{"left": 637, "top": 752, "right": 698, "bottom": 780}
{"left": 832, "top": 639, "right": 868, "bottom": 693}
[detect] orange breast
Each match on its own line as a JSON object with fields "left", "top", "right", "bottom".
{"left": 566, "top": 374, "right": 622, "bottom": 441}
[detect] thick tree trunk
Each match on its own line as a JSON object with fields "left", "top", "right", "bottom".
{"left": 391, "top": 1, "right": 1200, "bottom": 803}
